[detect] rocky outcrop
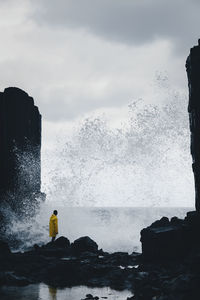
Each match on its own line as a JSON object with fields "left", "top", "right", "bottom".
{"left": 71, "top": 236, "right": 99, "bottom": 254}
{"left": 140, "top": 211, "right": 200, "bottom": 260}
{"left": 1, "top": 234, "right": 200, "bottom": 300}
{"left": 138, "top": 210, "right": 200, "bottom": 299}
{"left": 186, "top": 40, "right": 200, "bottom": 211}
{"left": 133, "top": 39, "right": 200, "bottom": 298}
{"left": 0, "top": 236, "right": 140, "bottom": 292}
{"left": 0, "top": 87, "right": 43, "bottom": 215}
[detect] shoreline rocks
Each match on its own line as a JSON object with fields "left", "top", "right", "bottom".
{"left": 0, "top": 235, "right": 140, "bottom": 292}
{"left": 1, "top": 212, "right": 200, "bottom": 300}
{"left": 141, "top": 211, "right": 200, "bottom": 260}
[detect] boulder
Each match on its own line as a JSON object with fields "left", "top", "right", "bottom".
{"left": 140, "top": 217, "right": 189, "bottom": 260}
{"left": 150, "top": 217, "right": 170, "bottom": 228}
{"left": 71, "top": 236, "right": 98, "bottom": 254}
{"left": 32, "top": 237, "right": 71, "bottom": 257}
{"left": 53, "top": 236, "right": 70, "bottom": 248}
{"left": 141, "top": 211, "right": 200, "bottom": 260}
{"left": 81, "top": 295, "right": 99, "bottom": 300}
{"left": 171, "top": 217, "right": 184, "bottom": 226}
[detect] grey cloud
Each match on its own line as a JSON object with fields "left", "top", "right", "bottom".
{"left": 0, "top": 0, "right": 192, "bottom": 123}
{"left": 38, "top": 86, "right": 136, "bottom": 121}
{"left": 32, "top": 0, "right": 200, "bottom": 51}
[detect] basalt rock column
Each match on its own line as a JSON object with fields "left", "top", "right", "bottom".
{"left": 140, "top": 42, "right": 200, "bottom": 260}
{"left": 0, "top": 87, "right": 42, "bottom": 212}
{"left": 186, "top": 40, "right": 200, "bottom": 212}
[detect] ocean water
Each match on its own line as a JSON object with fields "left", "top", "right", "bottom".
{"left": 8, "top": 205, "right": 192, "bottom": 253}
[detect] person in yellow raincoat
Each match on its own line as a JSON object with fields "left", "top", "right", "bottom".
{"left": 49, "top": 210, "right": 58, "bottom": 242}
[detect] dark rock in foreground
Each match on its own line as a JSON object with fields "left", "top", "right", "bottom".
{"left": 0, "top": 236, "right": 140, "bottom": 293}
{"left": 1, "top": 227, "right": 200, "bottom": 299}
{"left": 71, "top": 236, "right": 98, "bottom": 254}
{"left": 53, "top": 236, "right": 70, "bottom": 248}
{"left": 81, "top": 294, "right": 99, "bottom": 300}
{"left": 0, "top": 240, "right": 11, "bottom": 256}
{"left": 141, "top": 211, "right": 200, "bottom": 260}
{"left": 131, "top": 211, "right": 200, "bottom": 300}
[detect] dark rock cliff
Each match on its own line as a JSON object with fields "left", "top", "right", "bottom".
{"left": 0, "top": 87, "right": 42, "bottom": 215}
{"left": 186, "top": 40, "right": 200, "bottom": 211}
{"left": 140, "top": 40, "right": 200, "bottom": 261}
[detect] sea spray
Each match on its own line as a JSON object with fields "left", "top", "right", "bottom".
{"left": 6, "top": 206, "right": 191, "bottom": 252}
{"left": 42, "top": 89, "right": 192, "bottom": 207}
{"left": 6, "top": 79, "right": 195, "bottom": 250}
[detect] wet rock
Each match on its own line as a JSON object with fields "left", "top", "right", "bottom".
{"left": 98, "top": 248, "right": 105, "bottom": 255}
{"left": 30, "top": 238, "right": 71, "bottom": 258}
{"left": 150, "top": 217, "right": 170, "bottom": 228}
{"left": 79, "top": 251, "right": 98, "bottom": 259}
{"left": 170, "top": 217, "right": 184, "bottom": 226}
{"left": 0, "top": 271, "right": 30, "bottom": 286}
{"left": 186, "top": 40, "right": 200, "bottom": 212}
{"left": 0, "top": 236, "right": 142, "bottom": 291}
{"left": 33, "top": 244, "right": 40, "bottom": 250}
{"left": 162, "top": 274, "right": 194, "bottom": 293}
{"left": 0, "top": 240, "right": 10, "bottom": 256}
{"left": 86, "top": 294, "right": 93, "bottom": 298}
{"left": 5, "top": 231, "right": 200, "bottom": 300}
{"left": 0, "top": 87, "right": 43, "bottom": 215}
{"left": 53, "top": 236, "right": 70, "bottom": 248}
{"left": 107, "top": 252, "right": 133, "bottom": 266}
{"left": 71, "top": 236, "right": 98, "bottom": 254}
{"left": 141, "top": 208, "right": 200, "bottom": 261}
{"left": 140, "top": 216, "right": 190, "bottom": 260}
{"left": 81, "top": 295, "right": 99, "bottom": 300}
{"left": 6, "top": 272, "right": 31, "bottom": 286}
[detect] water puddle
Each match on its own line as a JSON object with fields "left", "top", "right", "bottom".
{"left": 0, "top": 283, "right": 133, "bottom": 300}
{"left": 118, "top": 265, "right": 137, "bottom": 270}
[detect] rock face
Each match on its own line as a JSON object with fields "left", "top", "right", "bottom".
{"left": 186, "top": 40, "right": 200, "bottom": 211}
{"left": 1, "top": 235, "right": 200, "bottom": 299}
{"left": 71, "top": 236, "right": 98, "bottom": 254}
{"left": 53, "top": 236, "right": 70, "bottom": 249}
{"left": 140, "top": 40, "right": 200, "bottom": 261}
{"left": 140, "top": 211, "right": 200, "bottom": 260}
{"left": 0, "top": 87, "right": 42, "bottom": 213}
{"left": 135, "top": 41, "right": 200, "bottom": 298}
{"left": 141, "top": 216, "right": 186, "bottom": 260}
{"left": 0, "top": 236, "right": 140, "bottom": 292}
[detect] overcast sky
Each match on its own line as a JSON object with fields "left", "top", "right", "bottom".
{"left": 0, "top": 0, "right": 199, "bottom": 128}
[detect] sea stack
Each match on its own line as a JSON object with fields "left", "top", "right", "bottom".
{"left": 186, "top": 39, "right": 200, "bottom": 212}
{"left": 140, "top": 41, "right": 200, "bottom": 260}
{"left": 0, "top": 87, "right": 42, "bottom": 214}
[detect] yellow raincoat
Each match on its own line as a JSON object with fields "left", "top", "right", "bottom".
{"left": 49, "top": 214, "right": 58, "bottom": 237}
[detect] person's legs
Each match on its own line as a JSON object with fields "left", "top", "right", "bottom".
{"left": 51, "top": 236, "right": 56, "bottom": 242}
